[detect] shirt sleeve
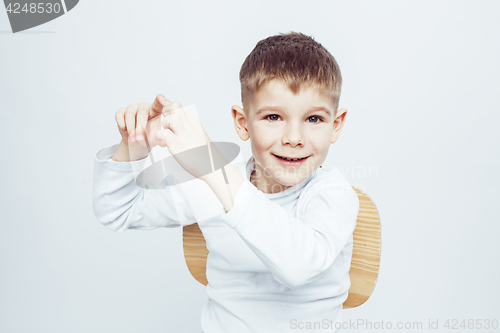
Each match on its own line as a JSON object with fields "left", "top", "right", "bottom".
{"left": 92, "top": 143, "right": 197, "bottom": 232}
{"left": 220, "top": 172, "right": 359, "bottom": 290}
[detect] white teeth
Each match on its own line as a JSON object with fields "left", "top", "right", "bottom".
{"left": 278, "top": 155, "right": 303, "bottom": 161}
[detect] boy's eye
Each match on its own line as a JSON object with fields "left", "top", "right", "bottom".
{"left": 265, "top": 114, "right": 281, "bottom": 122}
{"left": 308, "top": 116, "right": 323, "bottom": 124}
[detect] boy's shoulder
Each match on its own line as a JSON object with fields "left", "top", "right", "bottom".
{"left": 301, "top": 165, "right": 359, "bottom": 215}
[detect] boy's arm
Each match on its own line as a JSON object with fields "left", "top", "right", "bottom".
{"left": 93, "top": 143, "right": 197, "bottom": 232}
{"left": 202, "top": 162, "right": 246, "bottom": 212}
{"left": 204, "top": 166, "right": 359, "bottom": 290}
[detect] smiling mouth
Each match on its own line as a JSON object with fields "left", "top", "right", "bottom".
{"left": 273, "top": 154, "right": 310, "bottom": 162}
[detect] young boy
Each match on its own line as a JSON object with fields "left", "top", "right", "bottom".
{"left": 93, "top": 31, "right": 359, "bottom": 332}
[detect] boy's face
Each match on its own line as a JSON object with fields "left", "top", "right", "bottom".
{"left": 232, "top": 79, "right": 347, "bottom": 194}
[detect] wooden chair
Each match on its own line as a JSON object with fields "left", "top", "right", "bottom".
{"left": 182, "top": 186, "right": 381, "bottom": 309}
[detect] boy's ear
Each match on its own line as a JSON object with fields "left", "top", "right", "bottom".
{"left": 331, "top": 108, "right": 348, "bottom": 144}
{"left": 231, "top": 105, "right": 250, "bottom": 141}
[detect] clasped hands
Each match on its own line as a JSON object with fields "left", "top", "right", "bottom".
{"left": 117, "top": 94, "right": 223, "bottom": 182}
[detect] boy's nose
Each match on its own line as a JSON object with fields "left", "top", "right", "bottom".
{"left": 282, "top": 123, "right": 305, "bottom": 147}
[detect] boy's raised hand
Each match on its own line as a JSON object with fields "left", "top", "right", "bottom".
{"left": 114, "top": 94, "right": 169, "bottom": 160}
{"left": 156, "top": 98, "right": 215, "bottom": 181}
{"left": 114, "top": 94, "right": 216, "bottom": 179}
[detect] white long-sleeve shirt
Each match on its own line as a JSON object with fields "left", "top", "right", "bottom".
{"left": 93, "top": 143, "right": 359, "bottom": 333}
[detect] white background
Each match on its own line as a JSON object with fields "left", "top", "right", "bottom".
{"left": 1, "top": 1, "right": 499, "bottom": 332}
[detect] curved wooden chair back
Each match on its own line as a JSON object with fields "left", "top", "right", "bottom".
{"left": 182, "top": 185, "right": 381, "bottom": 309}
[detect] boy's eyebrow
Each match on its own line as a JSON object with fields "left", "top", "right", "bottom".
{"left": 308, "top": 106, "right": 332, "bottom": 116}
{"left": 256, "top": 106, "right": 332, "bottom": 116}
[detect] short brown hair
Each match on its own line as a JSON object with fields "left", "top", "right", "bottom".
{"left": 239, "top": 31, "right": 342, "bottom": 115}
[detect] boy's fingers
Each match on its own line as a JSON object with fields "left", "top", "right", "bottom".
{"left": 115, "top": 107, "right": 126, "bottom": 132}
{"left": 161, "top": 113, "right": 171, "bottom": 133}
{"left": 136, "top": 101, "right": 150, "bottom": 138}
{"left": 125, "top": 103, "right": 138, "bottom": 138}
{"left": 152, "top": 94, "right": 172, "bottom": 115}
{"left": 157, "top": 128, "right": 174, "bottom": 146}
{"left": 162, "top": 101, "right": 183, "bottom": 116}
